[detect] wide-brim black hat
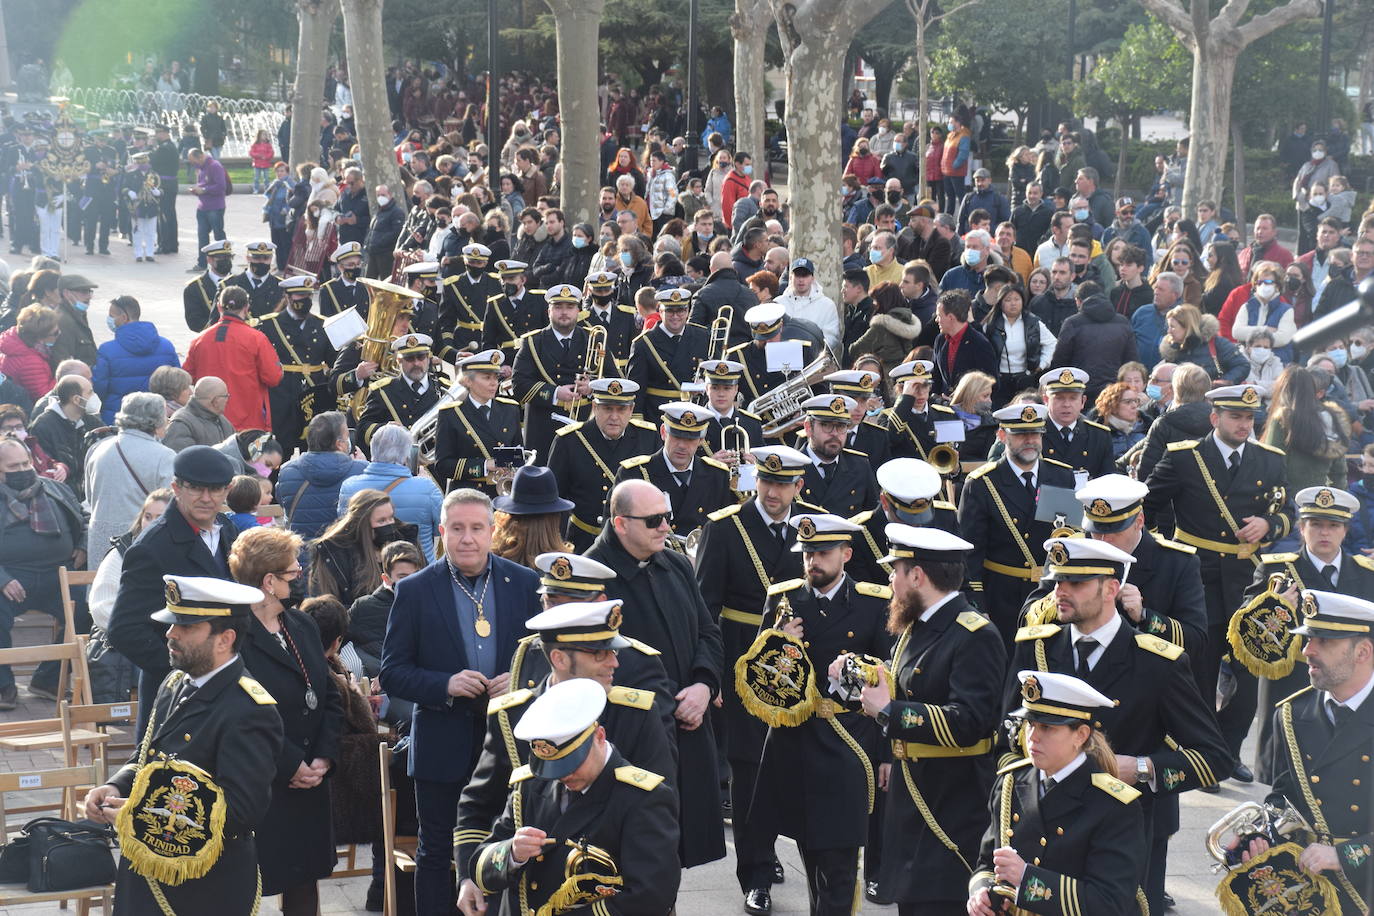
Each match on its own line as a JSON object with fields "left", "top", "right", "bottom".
{"left": 493, "top": 465, "right": 575, "bottom": 515}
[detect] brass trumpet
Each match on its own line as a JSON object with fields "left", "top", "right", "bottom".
{"left": 721, "top": 422, "right": 752, "bottom": 492}
{"left": 569, "top": 324, "right": 607, "bottom": 424}
{"left": 928, "top": 443, "right": 960, "bottom": 476}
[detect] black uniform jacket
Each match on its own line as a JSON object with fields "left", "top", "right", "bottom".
{"left": 1041, "top": 416, "right": 1115, "bottom": 479}
{"left": 227, "top": 271, "right": 283, "bottom": 319}
{"left": 433, "top": 395, "right": 522, "bottom": 491}
{"left": 183, "top": 272, "right": 225, "bottom": 332}
{"left": 547, "top": 418, "right": 660, "bottom": 548}
{"left": 108, "top": 658, "right": 284, "bottom": 916}
{"left": 798, "top": 448, "right": 880, "bottom": 518}
{"left": 355, "top": 373, "right": 441, "bottom": 450}
{"left": 626, "top": 322, "right": 710, "bottom": 422}
{"left": 317, "top": 275, "right": 371, "bottom": 318}
{"left": 613, "top": 450, "right": 734, "bottom": 536}
{"left": 886, "top": 396, "right": 958, "bottom": 462}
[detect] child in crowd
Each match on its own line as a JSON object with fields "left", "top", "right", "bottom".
{"left": 1243, "top": 328, "right": 1284, "bottom": 396}
{"left": 227, "top": 474, "right": 267, "bottom": 532}
{"left": 249, "top": 129, "right": 276, "bottom": 193}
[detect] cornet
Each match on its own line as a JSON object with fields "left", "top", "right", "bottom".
{"left": 569, "top": 324, "right": 607, "bottom": 424}
{"left": 1205, "top": 800, "right": 1315, "bottom": 871}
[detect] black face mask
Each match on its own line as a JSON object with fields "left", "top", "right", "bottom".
{"left": 288, "top": 297, "right": 312, "bottom": 313}
{"left": 342, "top": 267, "right": 362, "bottom": 280}
{"left": 484, "top": 228, "right": 503, "bottom": 243}
{"left": 372, "top": 522, "right": 399, "bottom": 548}
{"left": 211, "top": 257, "right": 233, "bottom": 274}
{"left": 249, "top": 262, "right": 270, "bottom": 277}
{"left": 886, "top": 191, "right": 902, "bottom": 204}
{"left": 1285, "top": 275, "right": 1302, "bottom": 292}
{"left": 1073, "top": 262, "right": 1087, "bottom": 277}
{"left": 504, "top": 283, "right": 519, "bottom": 296}
{"left": 281, "top": 576, "right": 306, "bottom": 610}
{"left": 4, "top": 468, "right": 37, "bottom": 491}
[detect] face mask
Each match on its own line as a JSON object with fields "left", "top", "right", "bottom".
{"left": 1255, "top": 280, "right": 1278, "bottom": 301}
{"left": 1073, "top": 208, "right": 1089, "bottom": 222}
{"left": 572, "top": 236, "right": 588, "bottom": 249}
{"left": 377, "top": 195, "right": 391, "bottom": 207}
{"left": 1353, "top": 344, "right": 1368, "bottom": 361}
{"left": 869, "top": 248, "right": 884, "bottom": 264}
{"left": 619, "top": 251, "right": 633, "bottom": 268}
{"left": 1285, "top": 275, "right": 1302, "bottom": 292}
{"left": 1145, "top": 384, "right": 1162, "bottom": 401}
{"left": 372, "top": 522, "right": 399, "bottom": 548}
{"left": 85, "top": 393, "right": 101, "bottom": 415}
{"left": 886, "top": 191, "right": 902, "bottom": 204}
{"left": 1201, "top": 252, "right": 1213, "bottom": 271}
{"left": 1249, "top": 347, "right": 1272, "bottom": 363}
{"left": 106, "top": 316, "right": 118, "bottom": 333}
{"left": 893, "top": 141, "right": 904, "bottom": 152}
{"left": 858, "top": 149, "right": 870, "bottom": 156}
{"left": 289, "top": 297, "right": 311, "bottom": 314}
{"left": 975, "top": 399, "right": 993, "bottom": 412}
{"left": 865, "top": 405, "right": 883, "bottom": 418}
{"left": 1328, "top": 347, "right": 1348, "bottom": 368}
{"left": 742, "top": 164, "right": 753, "bottom": 175}
{"left": 212, "top": 257, "right": 233, "bottom": 274}
{"left": 1313, "top": 150, "right": 1326, "bottom": 160}
{"left": 1309, "top": 195, "right": 1326, "bottom": 207}
{"left": 342, "top": 267, "right": 362, "bottom": 280}
{"left": 249, "top": 262, "right": 270, "bottom": 276}
{"left": 281, "top": 576, "right": 306, "bottom": 610}
{"left": 965, "top": 249, "right": 982, "bottom": 266}
{"left": 504, "top": 283, "right": 519, "bottom": 296}
{"left": 4, "top": 469, "right": 36, "bottom": 491}
{"left": 249, "top": 461, "right": 271, "bottom": 477}
{"left": 71, "top": 301, "right": 88, "bottom": 313}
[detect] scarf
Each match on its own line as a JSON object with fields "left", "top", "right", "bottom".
{"left": 2, "top": 479, "right": 60, "bottom": 535}
{"left": 1106, "top": 413, "right": 1136, "bottom": 434}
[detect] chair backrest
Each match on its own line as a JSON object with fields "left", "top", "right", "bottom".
{"left": 61, "top": 698, "right": 138, "bottom": 771}
{"left": 0, "top": 640, "right": 92, "bottom": 708}
{"left": 58, "top": 567, "right": 97, "bottom": 638}
{"left": 0, "top": 763, "right": 104, "bottom": 842}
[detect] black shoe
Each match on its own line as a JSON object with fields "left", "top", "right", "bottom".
{"left": 364, "top": 878, "right": 383, "bottom": 912}
{"left": 865, "top": 881, "right": 891, "bottom": 905}
{"left": 1163, "top": 892, "right": 1176, "bottom": 910}
{"left": 743, "top": 888, "right": 771, "bottom": 916}
{"left": 1200, "top": 782, "right": 1221, "bottom": 794}
{"left": 0, "top": 684, "right": 15, "bottom": 710}
{"left": 771, "top": 860, "right": 784, "bottom": 884}
{"left": 1232, "top": 763, "right": 1255, "bottom": 784}
{"left": 27, "top": 682, "right": 61, "bottom": 702}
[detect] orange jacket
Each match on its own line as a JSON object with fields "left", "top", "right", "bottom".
{"left": 183, "top": 314, "right": 284, "bottom": 431}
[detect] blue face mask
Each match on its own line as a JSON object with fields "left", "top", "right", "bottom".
{"left": 742, "top": 165, "right": 753, "bottom": 176}
{"left": 72, "top": 301, "right": 88, "bottom": 313}
{"left": 106, "top": 316, "right": 117, "bottom": 333}
{"left": 571, "top": 236, "right": 588, "bottom": 249}
{"left": 866, "top": 405, "right": 884, "bottom": 418}
{"left": 965, "top": 249, "right": 982, "bottom": 266}
{"left": 1328, "top": 347, "right": 1348, "bottom": 369}
{"left": 1073, "top": 208, "right": 1090, "bottom": 222}
{"left": 893, "top": 141, "right": 904, "bottom": 152}
{"left": 619, "top": 251, "right": 633, "bottom": 268}
{"left": 869, "top": 248, "right": 884, "bottom": 265}
{"left": 1146, "top": 384, "right": 1162, "bottom": 401}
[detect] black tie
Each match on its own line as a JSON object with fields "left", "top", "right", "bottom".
{"left": 673, "top": 470, "right": 690, "bottom": 489}
{"left": 1076, "top": 636, "right": 1098, "bottom": 677}
{"left": 1061, "top": 425, "right": 1073, "bottom": 443}
{"left": 1041, "top": 775, "right": 1056, "bottom": 798}
{"left": 1227, "top": 450, "right": 1241, "bottom": 478}
{"left": 559, "top": 337, "right": 571, "bottom": 355}
{"left": 481, "top": 404, "right": 492, "bottom": 423}
{"left": 412, "top": 379, "right": 423, "bottom": 395}
{"left": 1322, "top": 564, "right": 1338, "bottom": 588}
{"left": 819, "top": 462, "right": 833, "bottom": 480}
{"left": 173, "top": 679, "right": 198, "bottom": 712}
{"left": 771, "top": 522, "right": 787, "bottom": 543}
{"left": 816, "top": 595, "right": 832, "bottom": 615}
{"left": 1022, "top": 471, "right": 1036, "bottom": 499}
{"left": 1327, "top": 698, "right": 1351, "bottom": 729}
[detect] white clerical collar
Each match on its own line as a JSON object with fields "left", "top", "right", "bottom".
{"left": 920, "top": 590, "right": 960, "bottom": 623}
{"left": 190, "top": 654, "right": 240, "bottom": 689}
{"left": 1041, "top": 751, "right": 1087, "bottom": 788}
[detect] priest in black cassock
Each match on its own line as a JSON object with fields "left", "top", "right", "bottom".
{"left": 587, "top": 478, "right": 727, "bottom": 869}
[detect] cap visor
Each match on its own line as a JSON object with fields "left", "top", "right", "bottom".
{"left": 151, "top": 609, "right": 212, "bottom": 625}
{"left": 529, "top": 737, "right": 595, "bottom": 779}
{"left": 1015, "top": 705, "right": 1085, "bottom": 726}
{"left": 1290, "top": 623, "right": 1363, "bottom": 639}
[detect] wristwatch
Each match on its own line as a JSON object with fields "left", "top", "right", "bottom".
{"left": 875, "top": 703, "right": 891, "bottom": 731}
{"left": 1136, "top": 756, "right": 1151, "bottom": 786}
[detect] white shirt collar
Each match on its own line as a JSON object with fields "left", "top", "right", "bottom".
{"left": 1057, "top": 418, "right": 1080, "bottom": 435}
{"left": 1007, "top": 458, "right": 1041, "bottom": 485}
{"left": 814, "top": 574, "right": 847, "bottom": 602}
{"left": 661, "top": 449, "right": 691, "bottom": 475}
{"left": 805, "top": 444, "right": 834, "bottom": 468}
{"left": 754, "top": 497, "right": 788, "bottom": 529}
{"left": 1329, "top": 670, "right": 1374, "bottom": 714}
{"left": 919, "top": 590, "right": 960, "bottom": 623}
{"left": 1041, "top": 751, "right": 1088, "bottom": 787}
{"left": 190, "top": 653, "right": 240, "bottom": 689}
{"left": 552, "top": 327, "right": 574, "bottom": 343}
{"left": 1306, "top": 549, "right": 1342, "bottom": 578}
{"left": 1070, "top": 611, "right": 1123, "bottom": 670}
{"left": 1212, "top": 433, "right": 1245, "bottom": 465}
{"left": 469, "top": 395, "right": 490, "bottom": 410}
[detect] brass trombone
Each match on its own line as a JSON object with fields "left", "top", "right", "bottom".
{"left": 721, "top": 422, "right": 752, "bottom": 492}
{"left": 928, "top": 442, "right": 961, "bottom": 502}
{"left": 569, "top": 324, "right": 607, "bottom": 424}
{"left": 687, "top": 305, "right": 733, "bottom": 405}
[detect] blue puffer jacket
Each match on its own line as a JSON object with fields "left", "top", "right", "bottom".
{"left": 337, "top": 461, "right": 443, "bottom": 561}
{"left": 91, "top": 321, "right": 181, "bottom": 424}
{"left": 276, "top": 450, "right": 369, "bottom": 539}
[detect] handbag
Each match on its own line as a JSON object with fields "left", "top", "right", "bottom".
{"left": 2, "top": 817, "right": 116, "bottom": 892}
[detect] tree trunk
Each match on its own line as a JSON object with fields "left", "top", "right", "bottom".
{"left": 1231, "top": 118, "right": 1248, "bottom": 244}
{"left": 730, "top": 0, "right": 771, "bottom": 165}
{"left": 1114, "top": 117, "right": 1128, "bottom": 200}
{"left": 771, "top": 0, "right": 891, "bottom": 318}
{"left": 915, "top": 36, "right": 929, "bottom": 191}
{"left": 872, "top": 60, "right": 896, "bottom": 114}
{"left": 340, "top": 0, "right": 401, "bottom": 207}
{"left": 1181, "top": 37, "right": 1239, "bottom": 212}
{"left": 1360, "top": 41, "right": 1374, "bottom": 153}
{"left": 0, "top": 0, "right": 12, "bottom": 90}
{"left": 545, "top": 0, "right": 606, "bottom": 223}
{"left": 290, "top": 0, "right": 338, "bottom": 172}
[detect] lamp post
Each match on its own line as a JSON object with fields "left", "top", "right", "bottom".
{"left": 1316, "top": 0, "right": 1334, "bottom": 134}
{"left": 486, "top": 0, "right": 500, "bottom": 169}
{"left": 682, "top": 0, "right": 700, "bottom": 173}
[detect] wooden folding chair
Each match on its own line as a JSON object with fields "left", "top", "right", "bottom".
{"left": 0, "top": 640, "right": 92, "bottom": 722}
{"left": 378, "top": 743, "right": 418, "bottom": 916}
{"left": 0, "top": 763, "right": 114, "bottom": 914}
{"left": 59, "top": 698, "right": 137, "bottom": 800}
{"left": 58, "top": 568, "right": 96, "bottom": 639}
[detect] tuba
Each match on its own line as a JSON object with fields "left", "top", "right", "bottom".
{"left": 348, "top": 278, "right": 424, "bottom": 416}
{"left": 569, "top": 324, "right": 607, "bottom": 424}
{"left": 409, "top": 377, "right": 468, "bottom": 466}
{"left": 747, "top": 350, "right": 840, "bottom": 438}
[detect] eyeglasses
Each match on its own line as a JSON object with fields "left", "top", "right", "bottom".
{"left": 1170, "top": 258, "right": 1190, "bottom": 266}
{"left": 273, "top": 568, "right": 302, "bottom": 581}
{"left": 620, "top": 512, "right": 671, "bottom": 528}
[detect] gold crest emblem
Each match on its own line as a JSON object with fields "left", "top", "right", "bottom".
{"left": 1088, "top": 498, "right": 1113, "bottom": 518}
{"left": 714, "top": 361, "right": 729, "bottom": 374}
{"left": 550, "top": 556, "right": 573, "bottom": 580}
{"left": 1241, "top": 386, "right": 1260, "bottom": 407}
{"left": 607, "top": 380, "right": 623, "bottom": 396}
{"left": 829, "top": 397, "right": 846, "bottom": 413}
{"left": 681, "top": 410, "right": 698, "bottom": 426}
{"left": 405, "top": 335, "right": 418, "bottom": 348}
{"left": 1315, "top": 489, "right": 1335, "bottom": 508}
{"left": 1049, "top": 542, "right": 1070, "bottom": 567}
{"left": 1058, "top": 368, "right": 1076, "bottom": 385}
{"left": 492, "top": 350, "right": 504, "bottom": 366}
{"left": 859, "top": 373, "right": 876, "bottom": 390}
{"left": 1302, "top": 592, "right": 1319, "bottom": 619}
{"left": 165, "top": 580, "right": 182, "bottom": 605}
{"left": 1022, "top": 675, "right": 1043, "bottom": 703}
{"left": 607, "top": 605, "right": 623, "bottom": 630}
{"left": 763, "top": 454, "right": 784, "bottom": 473}
{"left": 912, "top": 362, "right": 930, "bottom": 378}
{"left": 530, "top": 739, "right": 559, "bottom": 760}
{"left": 797, "top": 517, "right": 817, "bottom": 540}
{"left": 1020, "top": 405, "right": 1038, "bottom": 423}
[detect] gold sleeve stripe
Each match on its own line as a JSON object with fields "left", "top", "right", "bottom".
{"left": 1063, "top": 874, "right": 1082, "bottom": 916}
{"left": 928, "top": 705, "right": 957, "bottom": 748}
{"left": 473, "top": 842, "right": 503, "bottom": 896}
{"left": 1170, "top": 618, "right": 1184, "bottom": 647}
{"left": 1184, "top": 746, "right": 1218, "bottom": 786}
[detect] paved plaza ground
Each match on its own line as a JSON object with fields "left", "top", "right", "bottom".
{"left": 0, "top": 190, "right": 1268, "bottom": 914}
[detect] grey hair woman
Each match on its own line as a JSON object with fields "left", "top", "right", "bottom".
{"left": 84, "top": 391, "right": 176, "bottom": 563}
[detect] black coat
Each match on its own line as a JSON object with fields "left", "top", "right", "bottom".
{"left": 511, "top": 324, "right": 591, "bottom": 459}
{"left": 439, "top": 270, "right": 501, "bottom": 361}
{"left": 689, "top": 268, "right": 759, "bottom": 348}
{"left": 1050, "top": 296, "right": 1139, "bottom": 399}
{"left": 885, "top": 396, "right": 958, "bottom": 462}
{"left": 1133, "top": 400, "right": 1212, "bottom": 484}
{"left": 355, "top": 374, "right": 441, "bottom": 454}
{"left": 971, "top": 757, "right": 1145, "bottom": 915}
{"left": 432, "top": 396, "right": 522, "bottom": 494}
{"left": 798, "top": 448, "right": 880, "bottom": 518}
{"left": 878, "top": 593, "right": 1006, "bottom": 905}
{"left": 587, "top": 526, "right": 726, "bottom": 867}
{"left": 1040, "top": 416, "right": 1115, "bottom": 479}
{"left": 27, "top": 408, "right": 102, "bottom": 498}
{"left": 346, "top": 583, "right": 392, "bottom": 665}
{"left": 627, "top": 322, "right": 710, "bottom": 422}
{"left": 109, "top": 501, "right": 238, "bottom": 728}
{"left": 932, "top": 324, "right": 998, "bottom": 396}
{"left": 472, "top": 748, "right": 681, "bottom": 915}
{"left": 481, "top": 289, "right": 547, "bottom": 365}
{"left": 108, "top": 658, "right": 284, "bottom": 916}
{"left": 1030, "top": 290, "right": 1077, "bottom": 336}
{"left": 238, "top": 611, "right": 344, "bottom": 895}
{"left": 183, "top": 272, "right": 223, "bottom": 332}
{"left": 546, "top": 417, "right": 660, "bottom": 550}
{"left": 317, "top": 276, "right": 371, "bottom": 319}
{"left": 583, "top": 301, "right": 639, "bottom": 369}
{"left": 226, "top": 272, "right": 283, "bottom": 319}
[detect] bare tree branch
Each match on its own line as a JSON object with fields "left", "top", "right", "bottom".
{"left": 929, "top": 0, "right": 983, "bottom": 26}
{"left": 1216, "top": 0, "right": 1253, "bottom": 30}
{"left": 1235, "top": 0, "right": 1322, "bottom": 44}
{"left": 1136, "top": 0, "right": 1194, "bottom": 39}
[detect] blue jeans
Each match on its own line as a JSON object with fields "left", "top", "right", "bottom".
{"left": 252, "top": 167, "right": 270, "bottom": 193}
{"left": 196, "top": 208, "right": 226, "bottom": 267}
{"left": 413, "top": 777, "right": 461, "bottom": 914}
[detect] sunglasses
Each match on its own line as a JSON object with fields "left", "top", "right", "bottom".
{"left": 620, "top": 512, "right": 671, "bottom": 528}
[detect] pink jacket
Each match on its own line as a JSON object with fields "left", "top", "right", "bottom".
{"left": 0, "top": 327, "right": 55, "bottom": 398}
{"left": 249, "top": 141, "right": 276, "bottom": 170}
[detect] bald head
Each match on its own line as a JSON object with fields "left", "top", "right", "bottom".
{"left": 609, "top": 479, "right": 663, "bottom": 517}
{"left": 193, "top": 376, "right": 229, "bottom": 414}
{"left": 709, "top": 251, "right": 732, "bottom": 273}
{"left": 54, "top": 359, "right": 91, "bottom": 381}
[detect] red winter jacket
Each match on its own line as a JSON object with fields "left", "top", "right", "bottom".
{"left": 720, "top": 169, "right": 752, "bottom": 231}
{"left": 182, "top": 314, "right": 284, "bottom": 430}
{"left": 0, "top": 327, "right": 55, "bottom": 399}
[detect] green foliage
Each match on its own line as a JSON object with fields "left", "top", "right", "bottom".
{"left": 851, "top": 0, "right": 913, "bottom": 109}
{"left": 928, "top": 0, "right": 1068, "bottom": 119}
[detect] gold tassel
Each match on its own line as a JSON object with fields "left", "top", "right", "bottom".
{"left": 116, "top": 759, "right": 228, "bottom": 886}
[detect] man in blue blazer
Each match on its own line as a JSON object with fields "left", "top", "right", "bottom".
{"left": 931, "top": 288, "right": 997, "bottom": 396}
{"left": 380, "top": 487, "right": 541, "bottom": 915}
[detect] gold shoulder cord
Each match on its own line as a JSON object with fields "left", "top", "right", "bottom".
{"left": 1281, "top": 703, "right": 1369, "bottom": 913}
{"left": 641, "top": 335, "right": 683, "bottom": 390}
{"left": 999, "top": 771, "right": 1015, "bottom": 842}
{"left": 1189, "top": 450, "right": 1262, "bottom": 569}
{"left": 981, "top": 476, "right": 1039, "bottom": 572}
{"left": 574, "top": 430, "right": 616, "bottom": 483}
{"left": 452, "top": 401, "right": 495, "bottom": 464}
{"left": 858, "top": 523, "right": 894, "bottom": 578}
{"left": 730, "top": 515, "right": 774, "bottom": 597}
{"left": 826, "top": 716, "right": 875, "bottom": 813}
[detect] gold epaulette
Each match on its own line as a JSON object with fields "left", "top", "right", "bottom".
{"left": 620, "top": 454, "right": 651, "bottom": 469}
{"left": 855, "top": 581, "right": 892, "bottom": 599}
{"left": 629, "top": 418, "right": 657, "bottom": 431}
{"left": 1355, "top": 555, "right": 1374, "bottom": 572}
{"left": 184, "top": 277, "right": 204, "bottom": 288}
{"left": 442, "top": 400, "right": 463, "bottom": 411}
{"left": 489, "top": 688, "right": 533, "bottom": 714}
{"left": 442, "top": 275, "right": 462, "bottom": 286}
{"left": 1152, "top": 533, "right": 1196, "bottom": 554}
{"left": 529, "top": 289, "right": 548, "bottom": 296}
{"left": 1082, "top": 418, "right": 1109, "bottom": 432}
{"left": 725, "top": 341, "right": 750, "bottom": 355}
{"left": 1092, "top": 772, "right": 1141, "bottom": 803}
{"left": 841, "top": 447, "right": 865, "bottom": 457}
{"left": 1261, "top": 552, "right": 1300, "bottom": 564}
{"left": 518, "top": 327, "right": 541, "bottom": 339}
{"left": 614, "top": 765, "right": 665, "bottom": 791}
{"left": 966, "top": 462, "right": 996, "bottom": 481}
{"left": 1135, "top": 633, "right": 1184, "bottom": 660}
{"left": 1016, "top": 623, "right": 1061, "bottom": 641}
{"left": 796, "top": 499, "right": 826, "bottom": 512}
{"left": 258, "top": 312, "right": 282, "bottom": 323}
{"left": 486, "top": 292, "right": 505, "bottom": 303}
{"left": 496, "top": 396, "right": 519, "bottom": 406}
{"left": 707, "top": 503, "right": 742, "bottom": 522}
{"left": 239, "top": 676, "right": 276, "bottom": 705}
{"left": 931, "top": 403, "right": 956, "bottom": 414}
{"left": 367, "top": 376, "right": 393, "bottom": 391}
{"left": 555, "top": 421, "right": 585, "bottom": 437}
{"left": 616, "top": 304, "right": 636, "bottom": 314}
{"left": 934, "top": 500, "right": 956, "bottom": 511}
{"left": 767, "top": 578, "right": 805, "bottom": 596}
{"left": 1276, "top": 685, "right": 1315, "bottom": 707}
{"left": 740, "top": 409, "right": 762, "bottom": 421}
{"left": 1251, "top": 439, "right": 1286, "bottom": 455}
{"left": 1042, "top": 457, "right": 1073, "bottom": 469}
{"left": 607, "top": 686, "right": 654, "bottom": 710}
{"left": 701, "top": 456, "right": 730, "bottom": 472}
{"left": 862, "top": 418, "right": 887, "bottom": 429}
{"left": 1166, "top": 439, "right": 1199, "bottom": 452}
{"left": 957, "top": 610, "right": 990, "bottom": 632}
{"left": 509, "top": 764, "right": 534, "bottom": 784}
{"left": 624, "top": 637, "right": 661, "bottom": 656}
{"left": 849, "top": 509, "right": 875, "bottom": 525}
{"left": 997, "top": 757, "right": 1034, "bottom": 775}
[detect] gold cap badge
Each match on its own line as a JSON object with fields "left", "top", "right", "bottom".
{"left": 797, "top": 517, "right": 817, "bottom": 539}
{"left": 1022, "top": 675, "right": 1043, "bottom": 703}
{"left": 550, "top": 557, "right": 573, "bottom": 580}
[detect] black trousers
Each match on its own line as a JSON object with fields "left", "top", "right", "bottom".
{"left": 157, "top": 176, "right": 178, "bottom": 253}
{"left": 800, "top": 846, "right": 859, "bottom": 916}
{"left": 730, "top": 760, "right": 778, "bottom": 893}
{"left": 83, "top": 203, "right": 112, "bottom": 253}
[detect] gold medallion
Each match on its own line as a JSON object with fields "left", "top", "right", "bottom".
{"left": 475, "top": 617, "right": 492, "bottom": 638}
